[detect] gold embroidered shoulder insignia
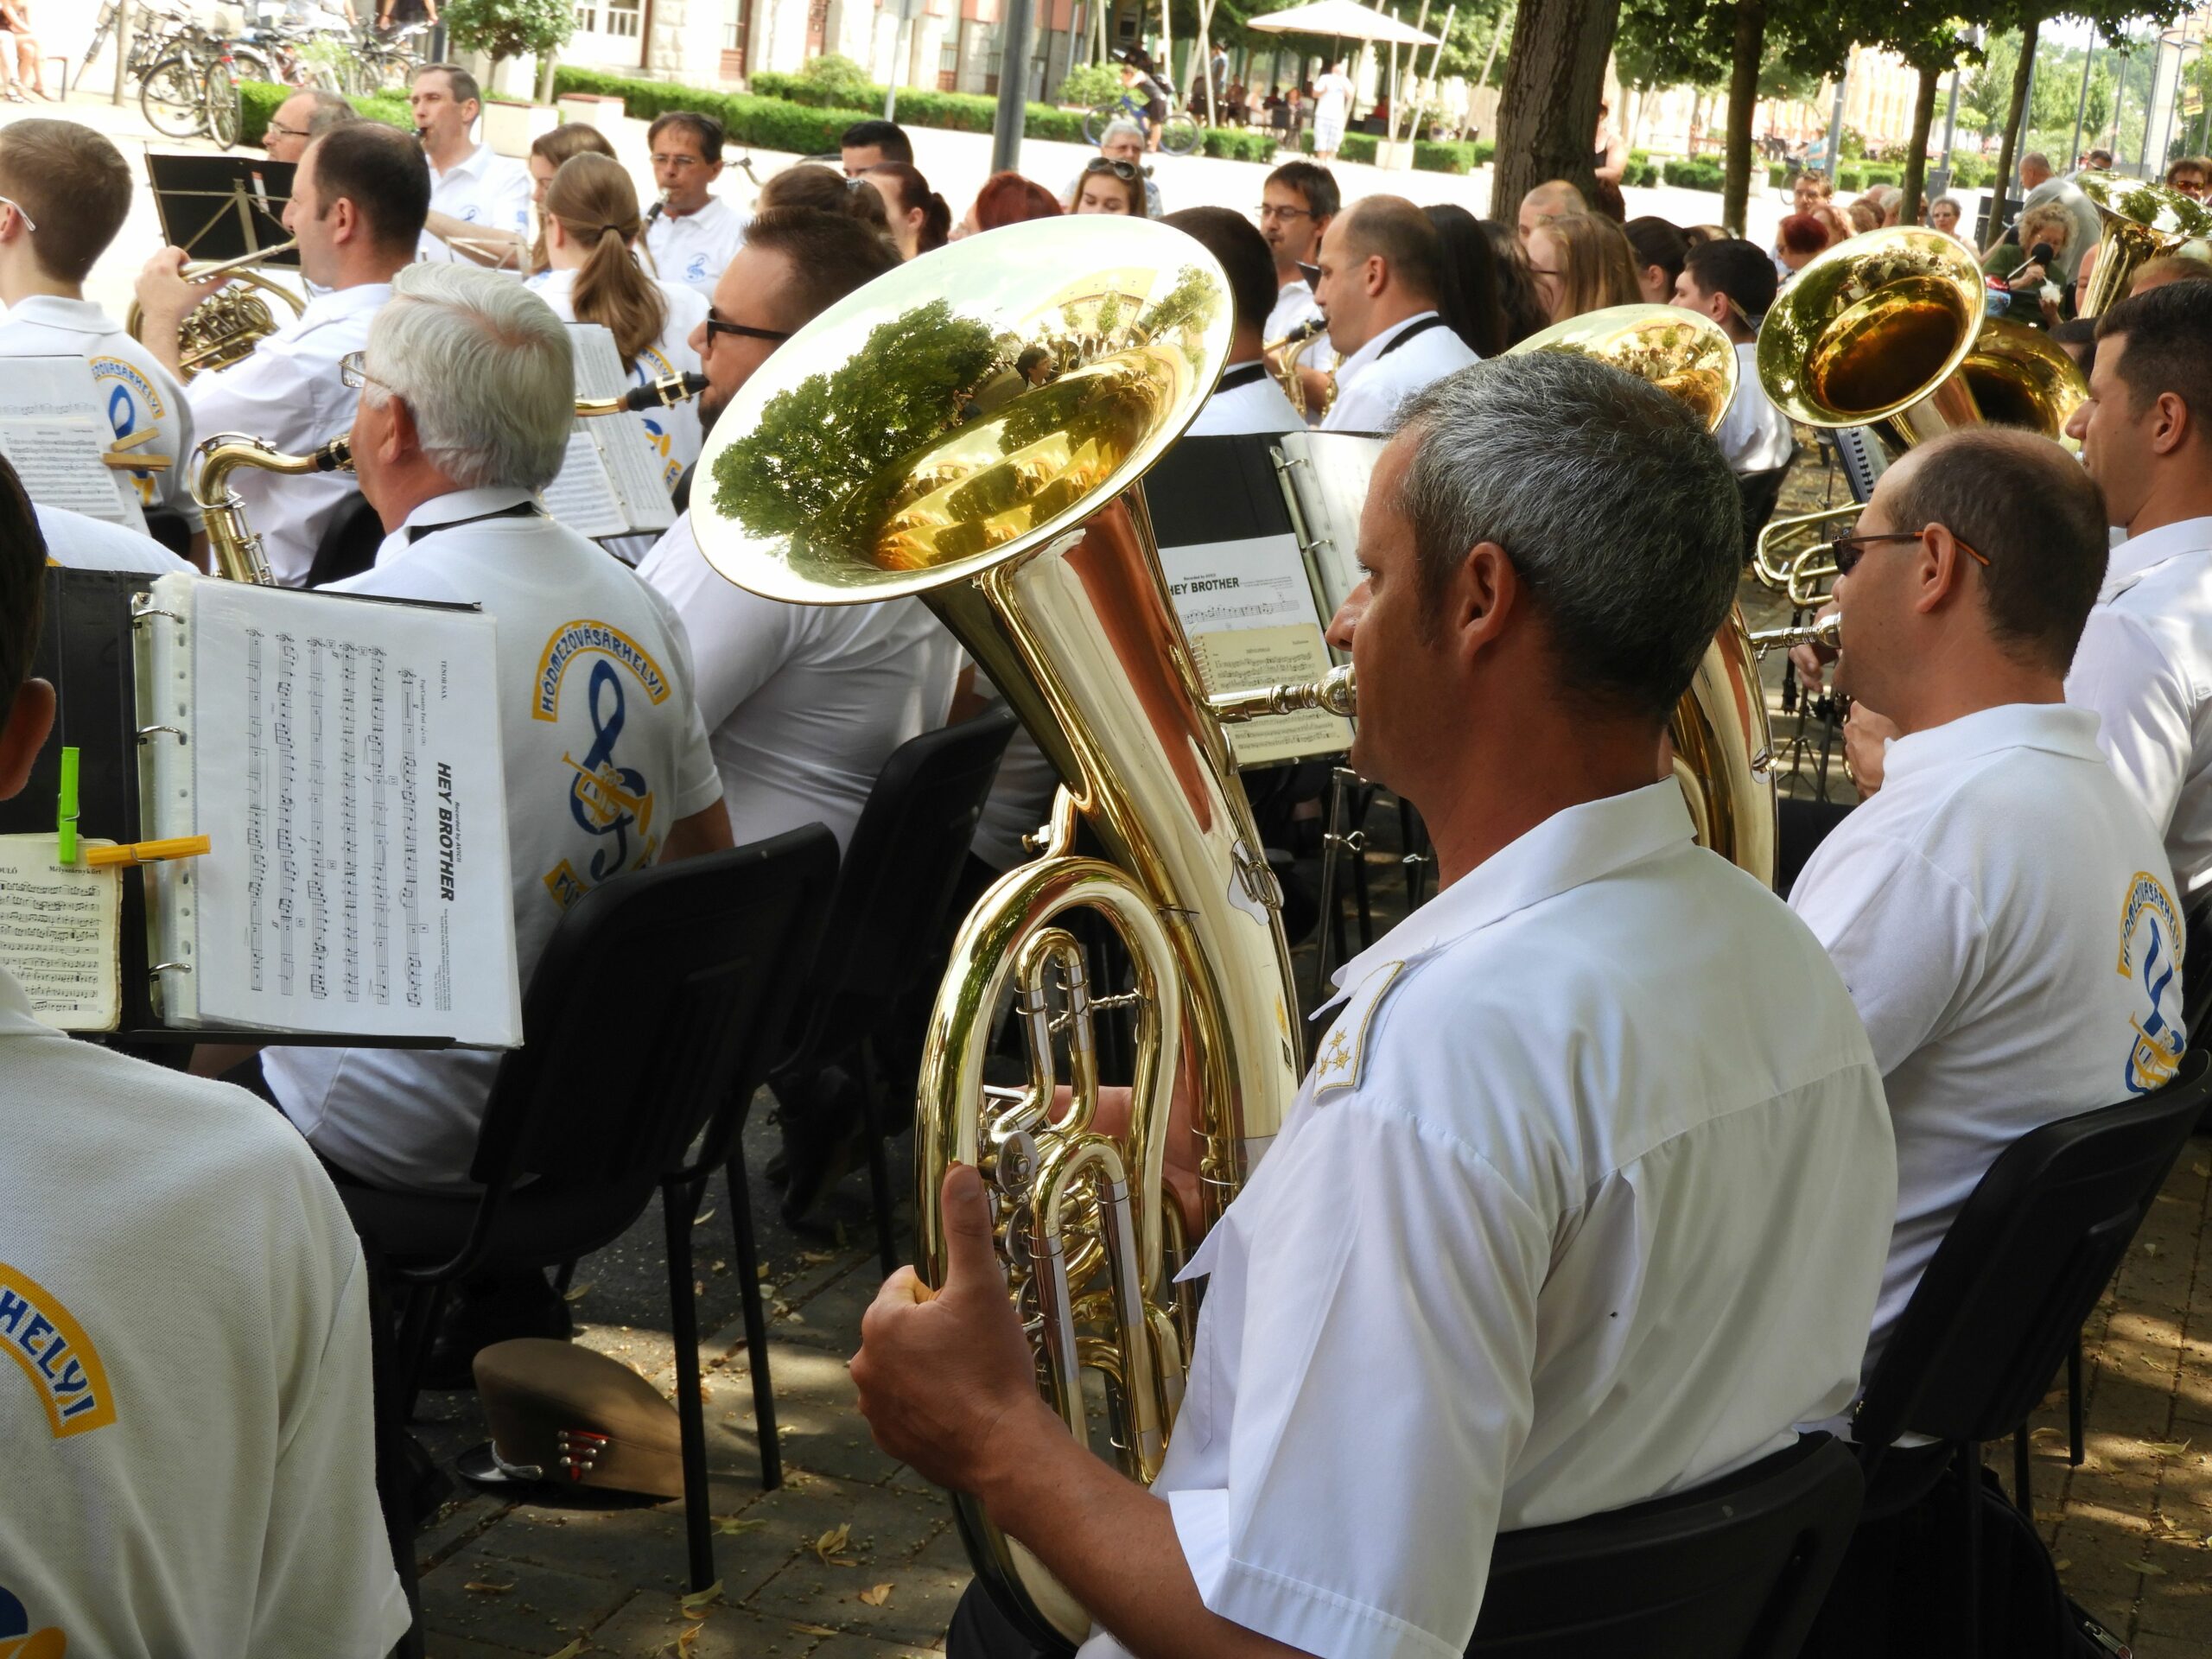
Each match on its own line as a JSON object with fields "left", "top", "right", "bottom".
{"left": 1313, "top": 960, "right": 1404, "bottom": 1096}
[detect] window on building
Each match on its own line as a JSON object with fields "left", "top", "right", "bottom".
{"left": 721, "top": 0, "right": 747, "bottom": 77}
{"left": 985, "top": 41, "right": 1002, "bottom": 96}
{"left": 606, "top": 0, "right": 641, "bottom": 37}
{"left": 938, "top": 36, "right": 958, "bottom": 92}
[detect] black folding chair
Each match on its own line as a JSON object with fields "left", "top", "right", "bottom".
{"left": 306, "top": 492, "right": 385, "bottom": 588}
{"left": 1734, "top": 463, "right": 1792, "bottom": 553}
{"left": 1844, "top": 1050, "right": 2212, "bottom": 1650}
{"left": 340, "top": 828, "right": 840, "bottom": 1594}
{"left": 754, "top": 708, "right": 1018, "bottom": 1274}
{"left": 1465, "top": 1433, "right": 1862, "bottom": 1658}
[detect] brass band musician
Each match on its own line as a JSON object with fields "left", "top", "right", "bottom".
{"left": 854, "top": 356, "right": 1897, "bottom": 1657}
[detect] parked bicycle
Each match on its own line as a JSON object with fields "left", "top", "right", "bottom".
{"left": 1083, "top": 92, "right": 1201, "bottom": 156}
{"left": 348, "top": 17, "right": 428, "bottom": 95}
{"left": 77, "top": 0, "right": 196, "bottom": 92}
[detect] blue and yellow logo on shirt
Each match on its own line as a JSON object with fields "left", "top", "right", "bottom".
{"left": 535, "top": 620, "right": 675, "bottom": 908}
{"left": 2118, "top": 871, "right": 2187, "bottom": 1096}
{"left": 0, "top": 1583, "right": 68, "bottom": 1657}
{"left": 89, "top": 354, "right": 169, "bottom": 508}
{"left": 0, "top": 1264, "right": 114, "bottom": 1439}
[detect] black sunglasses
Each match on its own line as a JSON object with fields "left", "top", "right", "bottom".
{"left": 703, "top": 314, "right": 793, "bottom": 348}
{"left": 1085, "top": 158, "right": 1141, "bottom": 181}
{"left": 1829, "top": 529, "right": 1991, "bottom": 577}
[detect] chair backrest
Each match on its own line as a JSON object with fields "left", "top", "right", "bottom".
{"left": 1854, "top": 1049, "right": 2212, "bottom": 1453}
{"left": 306, "top": 491, "right": 386, "bottom": 589}
{"left": 1466, "top": 1434, "right": 1863, "bottom": 1659}
{"left": 467, "top": 827, "right": 840, "bottom": 1203}
{"left": 784, "top": 708, "right": 1018, "bottom": 1071}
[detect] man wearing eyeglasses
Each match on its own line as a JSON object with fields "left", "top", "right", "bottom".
{"left": 644, "top": 111, "right": 748, "bottom": 299}
{"left": 1257, "top": 161, "right": 1336, "bottom": 357}
{"left": 639, "top": 207, "right": 961, "bottom": 1216}
{"left": 263, "top": 87, "right": 354, "bottom": 166}
{"left": 1785, "top": 429, "right": 2179, "bottom": 1428}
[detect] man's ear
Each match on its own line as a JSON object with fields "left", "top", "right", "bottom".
{"left": 2152, "top": 390, "right": 2191, "bottom": 457}
{"left": 0, "top": 678, "right": 56, "bottom": 803}
{"left": 1364, "top": 252, "right": 1388, "bottom": 297}
{"left": 1913, "top": 525, "right": 1964, "bottom": 616}
{"left": 1451, "top": 540, "right": 1520, "bottom": 662}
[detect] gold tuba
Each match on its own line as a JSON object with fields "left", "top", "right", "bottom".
{"left": 127, "top": 242, "right": 308, "bottom": 381}
{"left": 1750, "top": 228, "right": 2088, "bottom": 605}
{"left": 2073, "top": 170, "right": 2212, "bottom": 318}
{"left": 690, "top": 218, "right": 1300, "bottom": 1643}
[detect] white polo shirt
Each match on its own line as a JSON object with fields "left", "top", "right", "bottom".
{"left": 1320, "top": 310, "right": 1480, "bottom": 434}
{"left": 1186, "top": 360, "right": 1303, "bottom": 436}
{"left": 0, "top": 294, "right": 200, "bottom": 525}
{"left": 1078, "top": 782, "right": 1894, "bottom": 1659}
{"left": 1789, "top": 702, "right": 2183, "bottom": 1371}
{"left": 643, "top": 194, "right": 748, "bottom": 298}
{"left": 187, "top": 281, "right": 388, "bottom": 587}
{"left": 0, "top": 965, "right": 409, "bottom": 1656}
{"left": 262, "top": 488, "right": 723, "bottom": 1192}
{"left": 526, "top": 265, "right": 709, "bottom": 496}
{"left": 35, "top": 503, "right": 192, "bottom": 574}
{"left": 1716, "top": 340, "right": 1796, "bottom": 474}
{"left": 1262, "top": 276, "right": 1325, "bottom": 348}
{"left": 637, "top": 511, "right": 960, "bottom": 852}
{"left": 420, "top": 142, "right": 533, "bottom": 265}
{"left": 2066, "top": 516, "right": 2212, "bottom": 897}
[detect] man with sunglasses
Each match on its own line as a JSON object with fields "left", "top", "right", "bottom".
{"left": 1786, "top": 430, "right": 2179, "bottom": 1435}
{"left": 639, "top": 207, "right": 960, "bottom": 1218}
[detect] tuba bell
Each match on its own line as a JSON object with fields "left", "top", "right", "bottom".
{"left": 2072, "top": 170, "right": 2212, "bottom": 318}
{"left": 127, "top": 242, "right": 308, "bottom": 381}
{"left": 690, "top": 218, "right": 1300, "bottom": 1643}
{"left": 1750, "top": 228, "right": 2088, "bottom": 605}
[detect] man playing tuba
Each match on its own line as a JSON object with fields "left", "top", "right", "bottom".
{"left": 854, "top": 355, "right": 1899, "bottom": 1658}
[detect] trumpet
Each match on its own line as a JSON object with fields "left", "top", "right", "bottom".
{"left": 1211, "top": 664, "right": 1356, "bottom": 722}
{"left": 125, "top": 240, "right": 307, "bottom": 380}
{"left": 1747, "top": 613, "right": 1840, "bottom": 658}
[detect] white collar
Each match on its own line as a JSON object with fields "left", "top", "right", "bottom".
{"left": 1, "top": 293, "right": 121, "bottom": 334}
{"left": 1881, "top": 702, "right": 2104, "bottom": 785}
{"left": 2102, "top": 515, "right": 2212, "bottom": 600}
{"left": 662, "top": 195, "right": 728, "bottom": 224}
{"left": 435, "top": 141, "right": 498, "bottom": 182}
{"left": 295, "top": 281, "right": 391, "bottom": 331}
{"left": 1326, "top": 781, "right": 1695, "bottom": 1003}
{"left": 374, "top": 485, "right": 537, "bottom": 568}
{"left": 1335, "top": 309, "right": 1442, "bottom": 378}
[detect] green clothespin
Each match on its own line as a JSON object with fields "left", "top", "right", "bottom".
{"left": 57, "top": 747, "right": 79, "bottom": 864}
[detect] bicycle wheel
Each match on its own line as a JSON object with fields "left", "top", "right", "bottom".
{"left": 207, "top": 60, "right": 241, "bottom": 149}
{"left": 1158, "top": 112, "right": 1201, "bottom": 156}
{"left": 140, "top": 52, "right": 207, "bottom": 138}
{"left": 1084, "top": 101, "right": 1122, "bottom": 146}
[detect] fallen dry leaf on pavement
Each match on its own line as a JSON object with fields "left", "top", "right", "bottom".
{"left": 678, "top": 1580, "right": 724, "bottom": 1614}
{"left": 714, "top": 1515, "right": 766, "bottom": 1535}
{"left": 464, "top": 1580, "right": 515, "bottom": 1594}
{"left": 813, "top": 1522, "right": 856, "bottom": 1566}
{"left": 860, "top": 1582, "right": 895, "bottom": 1606}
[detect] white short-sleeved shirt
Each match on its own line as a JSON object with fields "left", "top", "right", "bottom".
{"left": 36, "top": 503, "right": 193, "bottom": 573}
{"left": 643, "top": 195, "right": 748, "bottom": 298}
{"left": 637, "top": 511, "right": 960, "bottom": 852}
{"left": 1077, "top": 783, "right": 1895, "bottom": 1659}
{"left": 0, "top": 295, "right": 200, "bottom": 525}
{"left": 0, "top": 965, "right": 409, "bottom": 1656}
{"left": 1789, "top": 702, "right": 2184, "bottom": 1370}
{"left": 1186, "top": 361, "right": 1304, "bottom": 436}
{"left": 1716, "top": 340, "right": 1796, "bottom": 474}
{"left": 2065, "top": 515, "right": 2212, "bottom": 896}
{"left": 262, "top": 488, "right": 723, "bottom": 1192}
{"left": 1320, "top": 310, "right": 1480, "bottom": 434}
{"left": 186, "top": 282, "right": 387, "bottom": 586}
{"left": 526, "top": 265, "right": 710, "bottom": 495}
{"left": 421, "top": 143, "right": 533, "bottom": 265}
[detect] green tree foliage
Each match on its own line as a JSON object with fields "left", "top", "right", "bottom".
{"left": 441, "top": 0, "right": 575, "bottom": 67}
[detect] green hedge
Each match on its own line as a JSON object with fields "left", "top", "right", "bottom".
{"left": 1662, "top": 157, "right": 1723, "bottom": 191}
{"left": 1948, "top": 153, "right": 1992, "bottom": 189}
{"left": 556, "top": 64, "right": 1105, "bottom": 147}
{"left": 236, "top": 79, "right": 411, "bottom": 147}
{"left": 1414, "top": 140, "right": 1471, "bottom": 175}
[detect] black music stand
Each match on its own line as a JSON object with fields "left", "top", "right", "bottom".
{"left": 144, "top": 152, "right": 300, "bottom": 267}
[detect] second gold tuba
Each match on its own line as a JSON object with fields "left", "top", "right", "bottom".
{"left": 2073, "top": 170, "right": 2212, "bottom": 318}
{"left": 690, "top": 218, "right": 1299, "bottom": 1643}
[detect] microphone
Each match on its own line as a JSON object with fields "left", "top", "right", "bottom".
{"left": 2009, "top": 240, "right": 2057, "bottom": 281}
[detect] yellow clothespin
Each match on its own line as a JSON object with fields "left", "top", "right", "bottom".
{"left": 83, "top": 835, "right": 212, "bottom": 869}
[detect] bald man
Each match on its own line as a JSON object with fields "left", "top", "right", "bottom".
{"left": 1516, "top": 179, "right": 1586, "bottom": 244}
{"left": 1313, "top": 194, "right": 1479, "bottom": 432}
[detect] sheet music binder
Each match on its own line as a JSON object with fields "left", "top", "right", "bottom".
{"left": 144, "top": 152, "right": 299, "bottom": 267}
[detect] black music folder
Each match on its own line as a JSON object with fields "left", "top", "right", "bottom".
{"left": 145, "top": 152, "right": 300, "bottom": 267}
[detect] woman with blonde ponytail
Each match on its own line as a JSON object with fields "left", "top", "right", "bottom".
{"left": 529, "top": 152, "right": 709, "bottom": 558}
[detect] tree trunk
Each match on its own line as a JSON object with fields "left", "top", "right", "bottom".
{"left": 1899, "top": 62, "right": 1940, "bottom": 225}
{"left": 1493, "top": 0, "right": 1624, "bottom": 220}
{"left": 1992, "top": 16, "right": 2040, "bottom": 243}
{"left": 1721, "top": 0, "right": 1767, "bottom": 234}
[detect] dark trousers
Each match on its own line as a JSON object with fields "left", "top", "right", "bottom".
{"left": 947, "top": 1582, "right": 1071, "bottom": 1659}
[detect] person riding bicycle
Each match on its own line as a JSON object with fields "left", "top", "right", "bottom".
{"left": 1118, "top": 51, "right": 1172, "bottom": 151}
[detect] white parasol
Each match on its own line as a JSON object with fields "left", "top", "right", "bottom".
{"left": 1244, "top": 0, "right": 1441, "bottom": 48}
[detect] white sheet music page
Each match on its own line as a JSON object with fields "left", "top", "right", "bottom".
{"left": 183, "top": 579, "right": 522, "bottom": 1044}
{"left": 1160, "top": 536, "right": 1349, "bottom": 766}
{"left": 544, "top": 323, "right": 675, "bottom": 538}
{"left": 0, "top": 356, "right": 149, "bottom": 532}
{"left": 1275, "top": 430, "right": 1385, "bottom": 619}
{"left": 0, "top": 834, "right": 121, "bottom": 1032}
